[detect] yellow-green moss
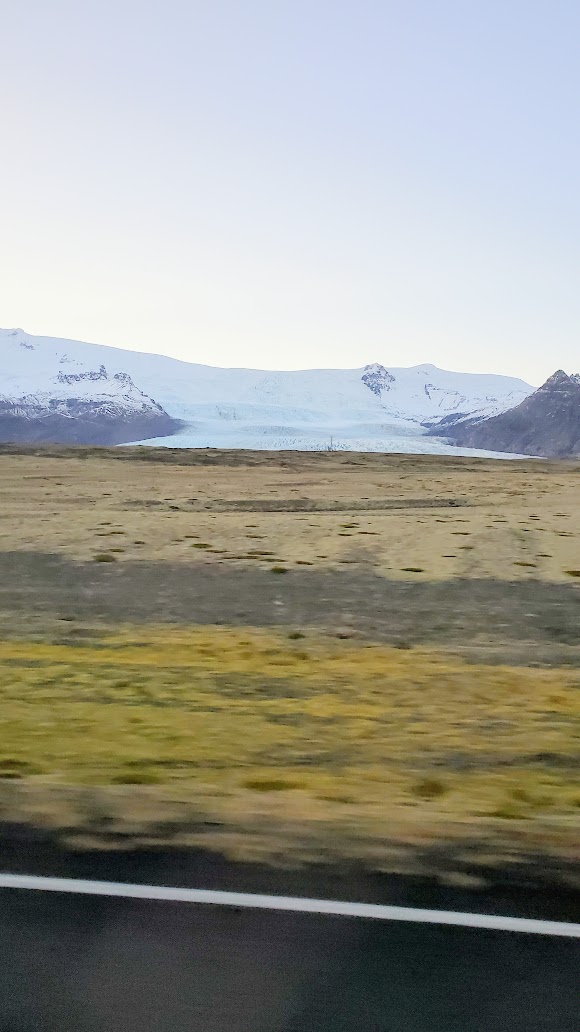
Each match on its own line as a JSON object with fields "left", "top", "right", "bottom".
{"left": 0, "top": 627, "right": 578, "bottom": 826}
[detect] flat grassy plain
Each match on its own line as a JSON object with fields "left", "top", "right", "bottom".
{"left": 1, "top": 445, "right": 579, "bottom": 582}
{"left": 0, "top": 446, "right": 578, "bottom": 884}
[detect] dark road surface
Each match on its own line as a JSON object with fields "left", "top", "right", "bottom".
{"left": 0, "top": 843, "right": 578, "bottom": 1032}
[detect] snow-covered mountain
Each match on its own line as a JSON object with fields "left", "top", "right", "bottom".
{"left": 0, "top": 328, "right": 534, "bottom": 454}
{"left": 0, "top": 329, "right": 181, "bottom": 445}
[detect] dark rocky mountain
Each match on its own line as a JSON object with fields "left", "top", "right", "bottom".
{"left": 0, "top": 406, "right": 183, "bottom": 446}
{"left": 429, "top": 371, "right": 580, "bottom": 458}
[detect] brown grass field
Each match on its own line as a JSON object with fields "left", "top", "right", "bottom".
{"left": 0, "top": 445, "right": 578, "bottom": 886}
{"left": 1, "top": 445, "right": 580, "bottom": 581}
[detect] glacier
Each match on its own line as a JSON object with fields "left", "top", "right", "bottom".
{"left": 0, "top": 328, "right": 535, "bottom": 456}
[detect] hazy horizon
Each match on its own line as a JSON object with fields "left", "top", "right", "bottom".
{"left": 3, "top": 2, "right": 579, "bottom": 384}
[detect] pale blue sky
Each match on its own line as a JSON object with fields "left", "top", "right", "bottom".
{"left": 2, "top": 1, "right": 579, "bottom": 383}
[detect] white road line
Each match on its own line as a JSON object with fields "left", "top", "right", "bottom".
{"left": 0, "top": 873, "right": 579, "bottom": 937}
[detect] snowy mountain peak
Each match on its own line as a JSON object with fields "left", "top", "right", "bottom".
{"left": 361, "top": 363, "right": 395, "bottom": 396}
{"left": 538, "top": 370, "right": 577, "bottom": 392}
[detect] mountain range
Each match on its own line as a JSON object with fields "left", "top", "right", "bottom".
{"left": 0, "top": 326, "right": 554, "bottom": 456}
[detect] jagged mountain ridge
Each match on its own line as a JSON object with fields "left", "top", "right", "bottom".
{"left": 0, "top": 328, "right": 534, "bottom": 452}
{"left": 430, "top": 370, "right": 580, "bottom": 458}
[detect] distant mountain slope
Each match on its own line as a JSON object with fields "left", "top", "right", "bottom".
{"left": 0, "top": 330, "right": 181, "bottom": 445}
{"left": 431, "top": 371, "right": 580, "bottom": 458}
{"left": 0, "top": 328, "right": 534, "bottom": 452}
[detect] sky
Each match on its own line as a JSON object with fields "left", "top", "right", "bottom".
{"left": 2, "top": 1, "right": 579, "bottom": 384}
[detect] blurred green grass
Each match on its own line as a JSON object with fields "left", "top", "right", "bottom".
{"left": 0, "top": 626, "right": 578, "bottom": 827}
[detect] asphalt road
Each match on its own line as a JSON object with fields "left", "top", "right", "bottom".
{"left": 0, "top": 843, "right": 578, "bottom": 1032}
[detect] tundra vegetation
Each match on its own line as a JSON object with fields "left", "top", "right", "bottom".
{"left": 0, "top": 446, "right": 578, "bottom": 884}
